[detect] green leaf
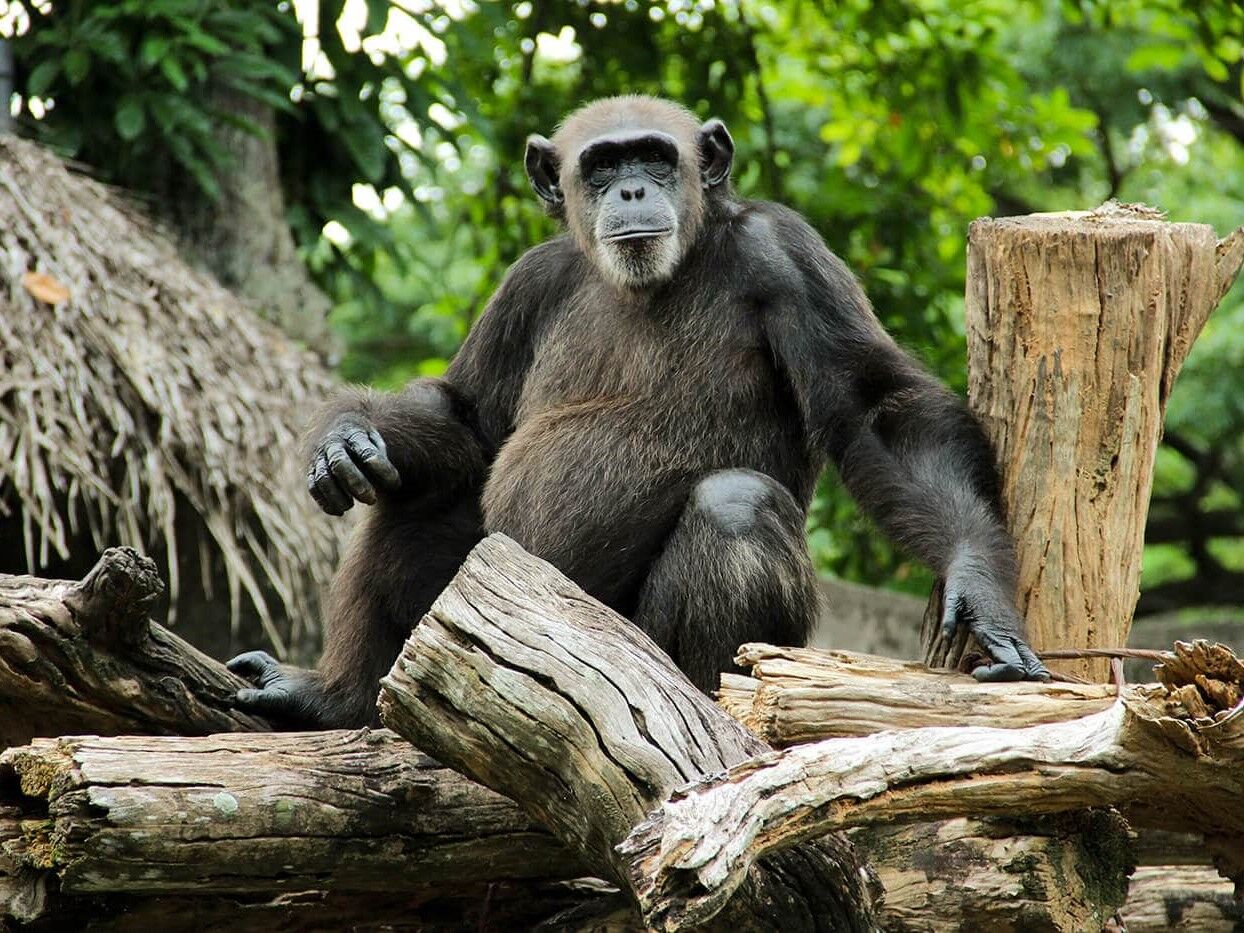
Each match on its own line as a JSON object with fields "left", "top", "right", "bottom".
{"left": 181, "top": 29, "right": 230, "bottom": 56}
{"left": 160, "top": 57, "right": 188, "bottom": 91}
{"left": 1125, "top": 43, "right": 1184, "bottom": 72}
{"left": 140, "top": 36, "right": 172, "bottom": 68}
{"left": 26, "top": 60, "right": 60, "bottom": 97}
{"left": 1203, "top": 55, "right": 1229, "bottom": 82}
{"left": 115, "top": 97, "right": 146, "bottom": 140}
{"left": 64, "top": 49, "right": 91, "bottom": 85}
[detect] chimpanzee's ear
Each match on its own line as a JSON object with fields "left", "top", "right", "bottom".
{"left": 524, "top": 134, "right": 563, "bottom": 207}
{"left": 698, "top": 118, "right": 734, "bottom": 188}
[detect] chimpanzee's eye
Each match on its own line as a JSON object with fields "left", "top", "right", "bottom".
{"left": 641, "top": 146, "right": 674, "bottom": 179}
{"left": 590, "top": 160, "right": 617, "bottom": 186}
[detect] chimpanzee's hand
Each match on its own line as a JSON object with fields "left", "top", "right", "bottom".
{"left": 227, "top": 650, "right": 335, "bottom": 730}
{"left": 307, "top": 415, "right": 401, "bottom": 515}
{"left": 941, "top": 554, "right": 1049, "bottom": 682}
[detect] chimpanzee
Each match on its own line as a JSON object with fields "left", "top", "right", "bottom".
{"left": 229, "top": 96, "right": 1048, "bottom": 729}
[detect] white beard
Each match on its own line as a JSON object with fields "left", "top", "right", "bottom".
{"left": 594, "top": 231, "right": 682, "bottom": 290}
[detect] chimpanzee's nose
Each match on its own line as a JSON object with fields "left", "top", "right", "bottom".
{"left": 620, "top": 184, "right": 645, "bottom": 202}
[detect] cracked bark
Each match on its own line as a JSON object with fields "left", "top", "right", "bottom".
{"left": 922, "top": 203, "right": 1244, "bottom": 682}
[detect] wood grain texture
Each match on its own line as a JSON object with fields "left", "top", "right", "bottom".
{"left": 0, "top": 547, "right": 268, "bottom": 747}
{"left": 378, "top": 533, "right": 878, "bottom": 932}
{"left": 0, "top": 729, "right": 590, "bottom": 925}
{"left": 852, "top": 812, "right": 1131, "bottom": 933}
{"left": 624, "top": 639, "right": 1244, "bottom": 928}
{"left": 1119, "top": 866, "right": 1244, "bottom": 932}
{"left": 921, "top": 205, "right": 1244, "bottom": 681}
{"left": 720, "top": 643, "right": 1117, "bottom": 745}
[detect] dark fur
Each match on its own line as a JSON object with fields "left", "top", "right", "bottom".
{"left": 231, "top": 96, "right": 1039, "bottom": 729}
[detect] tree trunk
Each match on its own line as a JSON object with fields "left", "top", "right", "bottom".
{"left": 153, "top": 89, "right": 334, "bottom": 358}
{"left": 0, "top": 548, "right": 268, "bottom": 747}
{"left": 377, "top": 534, "right": 879, "bottom": 933}
{"left": 922, "top": 203, "right": 1244, "bottom": 682}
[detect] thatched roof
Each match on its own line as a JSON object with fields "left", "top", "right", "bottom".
{"left": 0, "top": 136, "right": 350, "bottom": 656}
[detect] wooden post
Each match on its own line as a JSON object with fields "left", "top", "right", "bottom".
{"left": 924, "top": 204, "right": 1244, "bottom": 682}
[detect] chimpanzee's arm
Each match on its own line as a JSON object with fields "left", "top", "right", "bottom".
{"left": 757, "top": 205, "right": 1048, "bottom": 682}
{"left": 306, "top": 240, "right": 571, "bottom": 515}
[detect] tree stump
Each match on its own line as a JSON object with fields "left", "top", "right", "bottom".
{"left": 923, "top": 204, "right": 1244, "bottom": 682}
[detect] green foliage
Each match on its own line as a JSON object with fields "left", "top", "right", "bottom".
{"left": 10, "top": 0, "right": 300, "bottom": 198}
{"left": 8, "top": 0, "right": 1244, "bottom": 601}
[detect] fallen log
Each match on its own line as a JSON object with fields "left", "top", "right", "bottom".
{"left": 0, "top": 729, "right": 591, "bottom": 927}
{"left": 622, "top": 645, "right": 1244, "bottom": 929}
{"left": 1120, "top": 866, "right": 1244, "bottom": 932}
{"left": 0, "top": 730, "right": 1134, "bottom": 932}
{"left": 377, "top": 534, "right": 879, "bottom": 932}
{"left": 0, "top": 547, "right": 267, "bottom": 746}
{"left": 719, "top": 644, "right": 1117, "bottom": 745}
{"left": 852, "top": 812, "right": 1131, "bottom": 933}
{"left": 0, "top": 546, "right": 1138, "bottom": 930}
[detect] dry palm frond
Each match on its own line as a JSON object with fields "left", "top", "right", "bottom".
{"left": 0, "top": 137, "right": 351, "bottom": 658}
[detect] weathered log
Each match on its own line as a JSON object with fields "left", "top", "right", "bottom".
{"left": 0, "top": 547, "right": 267, "bottom": 746}
{"left": 622, "top": 649, "right": 1244, "bottom": 929}
{"left": 921, "top": 204, "right": 1244, "bottom": 682}
{"left": 0, "top": 731, "right": 1134, "bottom": 933}
{"left": 0, "top": 729, "right": 591, "bottom": 926}
{"left": 720, "top": 644, "right": 1117, "bottom": 745}
{"left": 852, "top": 812, "right": 1132, "bottom": 933}
{"left": 0, "top": 883, "right": 616, "bottom": 933}
{"left": 377, "top": 534, "right": 879, "bottom": 932}
{"left": 1120, "top": 866, "right": 1244, "bottom": 932}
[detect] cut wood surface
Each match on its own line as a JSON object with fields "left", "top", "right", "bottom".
{"left": 720, "top": 643, "right": 1117, "bottom": 745}
{"left": 922, "top": 204, "right": 1244, "bottom": 682}
{"left": 0, "top": 729, "right": 590, "bottom": 926}
{"left": 378, "top": 533, "right": 879, "bottom": 932}
{"left": 0, "top": 547, "right": 268, "bottom": 747}
{"left": 624, "top": 639, "right": 1244, "bottom": 928}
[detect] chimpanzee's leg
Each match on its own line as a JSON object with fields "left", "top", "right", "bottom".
{"left": 229, "top": 490, "right": 483, "bottom": 729}
{"left": 632, "top": 468, "right": 817, "bottom": 692}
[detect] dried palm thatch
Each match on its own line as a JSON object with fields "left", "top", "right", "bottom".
{"left": 0, "top": 136, "right": 350, "bottom": 658}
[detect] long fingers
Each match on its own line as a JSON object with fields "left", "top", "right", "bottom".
{"left": 1014, "top": 638, "right": 1052, "bottom": 681}
{"left": 308, "top": 453, "right": 353, "bottom": 515}
{"left": 227, "top": 650, "right": 280, "bottom": 686}
{"left": 351, "top": 429, "right": 400, "bottom": 491}
{"left": 940, "top": 586, "right": 962, "bottom": 640}
{"left": 307, "top": 426, "right": 401, "bottom": 516}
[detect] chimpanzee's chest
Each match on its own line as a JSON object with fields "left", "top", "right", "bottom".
{"left": 518, "top": 281, "right": 777, "bottom": 426}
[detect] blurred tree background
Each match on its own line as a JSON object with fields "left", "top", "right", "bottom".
{"left": 3, "top": 0, "right": 1243, "bottom": 620}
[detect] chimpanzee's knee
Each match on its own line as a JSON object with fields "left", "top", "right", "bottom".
{"left": 689, "top": 468, "right": 806, "bottom": 540}
{"left": 633, "top": 468, "right": 817, "bottom": 692}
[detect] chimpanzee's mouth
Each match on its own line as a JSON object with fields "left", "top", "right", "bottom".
{"left": 602, "top": 228, "right": 673, "bottom": 243}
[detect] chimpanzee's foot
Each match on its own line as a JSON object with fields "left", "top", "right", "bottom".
{"left": 227, "top": 650, "right": 363, "bottom": 730}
